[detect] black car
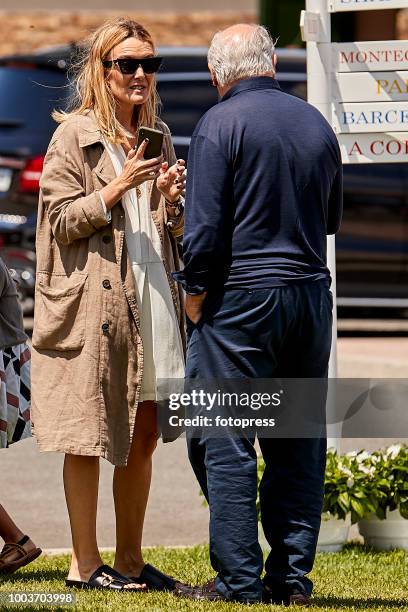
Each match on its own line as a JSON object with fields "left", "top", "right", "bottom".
{"left": 0, "top": 212, "right": 36, "bottom": 311}
{"left": 0, "top": 45, "right": 407, "bottom": 311}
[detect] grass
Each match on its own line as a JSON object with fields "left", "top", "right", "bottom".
{"left": 0, "top": 544, "right": 407, "bottom": 611}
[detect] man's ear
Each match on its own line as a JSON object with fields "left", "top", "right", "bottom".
{"left": 208, "top": 65, "right": 218, "bottom": 88}
{"left": 272, "top": 53, "right": 278, "bottom": 74}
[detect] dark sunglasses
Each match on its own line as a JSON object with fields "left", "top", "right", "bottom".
{"left": 102, "top": 57, "right": 163, "bottom": 74}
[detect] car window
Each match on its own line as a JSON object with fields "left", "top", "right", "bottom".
{"left": 158, "top": 77, "right": 218, "bottom": 137}
{"left": 276, "top": 55, "right": 307, "bottom": 100}
{"left": 343, "top": 164, "right": 406, "bottom": 208}
{"left": 0, "top": 66, "right": 68, "bottom": 134}
{"left": 159, "top": 54, "right": 209, "bottom": 73}
{"left": 278, "top": 79, "right": 307, "bottom": 100}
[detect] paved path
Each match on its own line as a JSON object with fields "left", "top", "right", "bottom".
{"left": 0, "top": 335, "right": 406, "bottom": 549}
{"left": 0, "top": 437, "right": 208, "bottom": 549}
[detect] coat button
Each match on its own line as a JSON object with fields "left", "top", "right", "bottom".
{"left": 102, "top": 235, "right": 111, "bottom": 244}
{"left": 102, "top": 279, "right": 111, "bottom": 289}
{"left": 101, "top": 322, "right": 109, "bottom": 333}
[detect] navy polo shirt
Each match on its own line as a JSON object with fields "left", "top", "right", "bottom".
{"left": 174, "top": 76, "right": 343, "bottom": 295}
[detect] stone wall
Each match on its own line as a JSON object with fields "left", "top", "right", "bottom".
{"left": 0, "top": 11, "right": 256, "bottom": 56}
{"left": 1, "top": 9, "right": 406, "bottom": 57}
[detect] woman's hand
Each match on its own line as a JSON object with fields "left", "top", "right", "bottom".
{"left": 119, "top": 139, "right": 164, "bottom": 191}
{"left": 157, "top": 159, "right": 186, "bottom": 203}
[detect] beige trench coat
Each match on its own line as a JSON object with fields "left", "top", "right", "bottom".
{"left": 31, "top": 111, "right": 185, "bottom": 466}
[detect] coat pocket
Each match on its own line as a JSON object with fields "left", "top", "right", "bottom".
{"left": 32, "top": 272, "right": 88, "bottom": 351}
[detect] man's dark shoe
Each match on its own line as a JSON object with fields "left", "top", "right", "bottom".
{"left": 262, "top": 583, "right": 285, "bottom": 604}
{"left": 263, "top": 584, "right": 311, "bottom": 607}
{"left": 173, "top": 578, "right": 227, "bottom": 601}
{"left": 174, "top": 578, "right": 260, "bottom": 604}
{"left": 288, "top": 589, "right": 311, "bottom": 606}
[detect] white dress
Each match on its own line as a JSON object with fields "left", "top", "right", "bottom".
{"left": 103, "top": 140, "right": 185, "bottom": 402}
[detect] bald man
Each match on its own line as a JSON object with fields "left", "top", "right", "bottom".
{"left": 174, "top": 24, "right": 343, "bottom": 605}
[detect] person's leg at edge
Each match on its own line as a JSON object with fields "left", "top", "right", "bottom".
{"left": 113, "top": 400, "right": 157, "bottom": 577}
{"left": 0, "top": 505, "right": 38, "bottom": 558}
{"left": 64, "top": 454, "right": 103, "bottom": 581}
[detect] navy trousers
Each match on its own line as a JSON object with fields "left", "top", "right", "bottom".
{"left": 185, "top": 280, "right": 332, "bottom": 602}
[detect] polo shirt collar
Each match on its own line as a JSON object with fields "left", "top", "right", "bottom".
{"left": 221, "top": 76, "right": 281, "bottom": 102}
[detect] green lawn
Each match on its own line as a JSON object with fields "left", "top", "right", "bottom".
{"left": 0, "top": 544, "right": 407, "bottom": 611}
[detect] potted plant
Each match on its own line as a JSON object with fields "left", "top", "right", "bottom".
{"left": 358, "top": 444, "right": 408, "bottom": 550}
{"left": 257, "top": 449, "right": 377, "bottom": 552}
{"left": 318, "top": 448, "right": 380, "bottom": 552}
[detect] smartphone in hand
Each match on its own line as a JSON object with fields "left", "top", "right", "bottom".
{"left": 136, "top": 126, "right": 164, "bottom": 159}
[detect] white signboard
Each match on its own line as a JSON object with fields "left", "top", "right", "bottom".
{"left": 333, "top": 41, "right": 408, "bottom": 73}
{"left": 338, "top": 132, "right": 408, "bottom": 162}
{"left": 333, "top": 71, "right": 408, "bottom": 102}
{"left": 333, "top": 101, "right": 408, "bottom": 133}
{"left": 329, "top": 0, "right": 408, "bottom": 12}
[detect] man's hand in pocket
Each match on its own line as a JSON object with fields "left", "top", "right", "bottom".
{"left": 185, "top": 292, "right": 208, "bottom": 324}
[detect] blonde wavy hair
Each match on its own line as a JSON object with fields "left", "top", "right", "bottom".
{"left": 53, "top": 17, "right": 159, "bottom": 143}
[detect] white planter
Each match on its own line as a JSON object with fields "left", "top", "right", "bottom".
{"left": 359, "top": 510, "right": 408, "bottom": 551}
{"left": 317, "top": 515, "right": 350, "bottom": 552}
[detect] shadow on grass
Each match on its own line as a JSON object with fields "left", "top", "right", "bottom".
{"left": 313, "top": 596, "right": 407, "bottom": 609}
{"left": 3, "top": 567, "right": 67, "bottom": 583}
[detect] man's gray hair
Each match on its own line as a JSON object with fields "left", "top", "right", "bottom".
{"left": 208, "top": 24, "right": 276, "bottom": 88}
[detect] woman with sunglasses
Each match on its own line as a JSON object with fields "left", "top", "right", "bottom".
{"left": 31, "top": 17, "right": 186, "bottom": 592}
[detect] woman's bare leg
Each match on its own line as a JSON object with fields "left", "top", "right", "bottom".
{"left": 0, "top": 505, "right": 38, "bottom": 558}
{"left": 63, "top": 454, "right": 103, "bottom": 581}
{"left": 113, "top": 401, "right": 157, "bottom": 577}
{"left": 0, "top": 505, "right": 24, "bottom": 543}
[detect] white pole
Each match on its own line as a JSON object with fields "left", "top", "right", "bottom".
{"left": 305, "top": 0, "right": 340, "bottom": 450}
